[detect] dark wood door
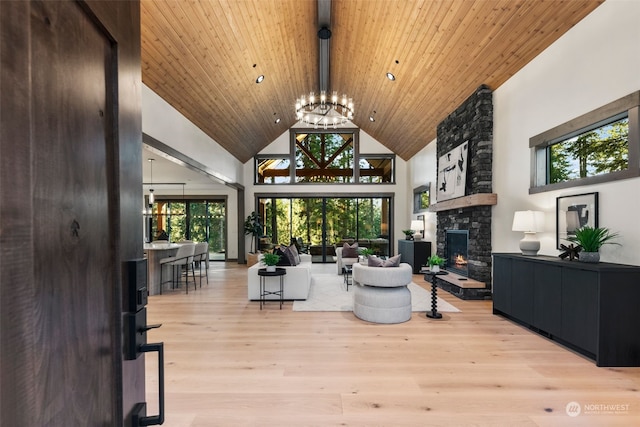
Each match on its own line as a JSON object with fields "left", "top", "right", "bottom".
{"left": 1, "top": 1, "right": 143, "bottom": 425}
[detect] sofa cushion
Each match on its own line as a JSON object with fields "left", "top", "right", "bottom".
{"left": 368, "top": 256, "right": 384, "bottom": 267}
{"left": 383, "top": 254, "right": 402, "bottom": 267}
{"left": 367, "top": 254, "right": 401, "bottom": 267}
{"left": 342, "top": 242, "right": 359, "bottom": 258}
{"left": 288, "top": 244, "right": 300, "bottom": 265}
{"left": 275, "top": 247, "right": 293, "bottom": 266}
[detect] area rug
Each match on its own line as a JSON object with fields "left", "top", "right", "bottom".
{"left": 292, "top": 273, "right": 460, "bottom": 313}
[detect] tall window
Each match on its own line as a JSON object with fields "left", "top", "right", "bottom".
{"left": 257, "top": 195, "right": 392, "bottom": 261}
{"left": 150, "top": 198, "right": 226, "bottom": 259}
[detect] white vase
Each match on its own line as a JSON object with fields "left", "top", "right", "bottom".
{"left": 266, "top": 265, "right": 276, "bottom": 272}
{"left": 431, "top": 265, "right": 440, "bottom": 273}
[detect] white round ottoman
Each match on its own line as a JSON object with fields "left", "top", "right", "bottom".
{"left": 352, "top": 263, "right": 413, "bottom": 324}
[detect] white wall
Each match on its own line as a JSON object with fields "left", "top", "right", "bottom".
{"left": 493, "top": 0, "right": 640, "bottom": 264}
{"left": 142, "top": 85, "right": 241, "bottom": 258}
{"left": 408, "top": 0, "right": 640, "bottom": 265}
{"left": 409, "top": 139, "right": 437, "bottom": 254}
{"left": 243, "top": 128, "right": 412, "bottom": 252}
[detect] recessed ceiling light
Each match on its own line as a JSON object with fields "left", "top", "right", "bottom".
{"left": 386, "top": 72, "right": 396, "bottom": 81}
{"left": 256, "top": 75, "right": 265, "bottom": 84}
{"left": 274, "top": 118, "right": 281, "bottom": 124}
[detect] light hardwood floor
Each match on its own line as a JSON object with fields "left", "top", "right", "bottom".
{"left": 145, "top": 262, "right": 640, "bottom": 426}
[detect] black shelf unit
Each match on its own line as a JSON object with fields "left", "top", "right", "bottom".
{"left": 398, "top": 240, "right": 431, "bottom": 274}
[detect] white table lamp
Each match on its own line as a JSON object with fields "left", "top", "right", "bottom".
{"left": 512, "top": 210, "right": 544, "bottom": 256}
{"left": 410, "top": 220, "right": 424, "bottom": 240}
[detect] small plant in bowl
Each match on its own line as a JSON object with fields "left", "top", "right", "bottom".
{"left": 567, "top": 226, "right": 620, "bottom": 263}
{"left": 262, "top": 252, "right": 281, "bottom": 271}
{"left": 427, "top": 254, "right": 445, "bottom": 272}
{"left": 402, "top": 229, "right": 415, "bottom": 240}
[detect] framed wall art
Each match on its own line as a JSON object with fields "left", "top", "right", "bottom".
{"left": 437, "top": 141, "right": 468, "bottom": 202}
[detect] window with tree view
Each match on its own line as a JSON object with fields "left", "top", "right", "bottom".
{"left": 548, "top": 114, "right": 629, "bottom": 184}
{"left": 295, "top": 132, "right": 354, "bottom": 183}
{"left": 531, "top": 91, "right": 640, "bottom": 192}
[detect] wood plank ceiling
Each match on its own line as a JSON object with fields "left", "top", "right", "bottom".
{"left": 141, "top": 0, "right": 604, "bottom": 163}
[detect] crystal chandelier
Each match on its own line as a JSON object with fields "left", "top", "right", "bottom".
{"left": 295, "top": 90, "right": 354, "bottom": 129}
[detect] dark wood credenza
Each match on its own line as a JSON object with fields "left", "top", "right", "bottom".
{"left": 492, "top": 253, "right": 640, "bottom": 367}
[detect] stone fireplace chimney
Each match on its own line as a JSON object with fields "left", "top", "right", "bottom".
{"left": 434, "top": 85, "right": 493, "bottom": 299}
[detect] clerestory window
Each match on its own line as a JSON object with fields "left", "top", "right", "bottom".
{"left": 254, "top": 129, "right": 395, "bottom": 184}
{"left": 530, "top": 91, "right": 640, "bottom": 193}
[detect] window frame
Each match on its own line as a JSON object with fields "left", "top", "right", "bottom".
{"left": 529, "top": 91, "right": 640, "bottom": 194}
{"left": 358, "top": 153, "right": 396, "bottom": 184}
{"left": 254, "top": 155, "right": 291, "bottom": 184}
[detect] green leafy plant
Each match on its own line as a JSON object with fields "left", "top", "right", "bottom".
{"left": 402, "top": 229, "right": 414, "bottom": 236}
{"left": 567, "top": 226, "right": 620, "bottom": 252}
{"left": 262, "top": 252, "right": 281, "bottom": 266}
{"left": 359, "top": 247, "right": 375, "bottom": 257}
{"left": 243, "top": 211, "right": 262, "bottom": 253}
{"left": 427, "top": 254, "right": 445, "bottom": 267}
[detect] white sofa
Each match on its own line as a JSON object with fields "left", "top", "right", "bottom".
{"left": 248, "top": 254, "right": 313, "bottom": 300}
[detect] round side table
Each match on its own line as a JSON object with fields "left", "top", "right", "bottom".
{"left": 424, "top": 270, "right": 448, "bottom": 319}
{"left": 258, "top": 268, "right": 286, "bottom": 310}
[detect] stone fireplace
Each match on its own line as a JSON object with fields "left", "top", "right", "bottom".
{"left": 434, "top": 85, "right": 493, "bottom": 300}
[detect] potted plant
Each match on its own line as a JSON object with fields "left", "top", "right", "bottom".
{"left": 243, "top": 211, "right": 262, "bottom": 253}
{"left": 427, "top": 254, "right": 445, "bottom": 273}
{"left": 567, "top": 226, "right": 620, "bottom": 263}
{"left": 402, "top": 229, "right": 414, "bottom": 240}
{"left": 261, "top": 252, "right": 281, "bottom": 272}
{"left": 358, "top": 247, "right": 375, "bottom": 263}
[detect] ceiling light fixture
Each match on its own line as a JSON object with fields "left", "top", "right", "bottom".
{"left": 295, "top": 90, "right": 354, "bottom": 129}
{"left": 255, "top": 75, "right": 264, "bottom": 84}
{"left": 386, "top": 72, "right": 396, "bottom": 81}
{"left": 295, "top": 2, "right": 354, "bottom": 130}
{"left": 148, "top": 158, "right": 155, "bottom": 205}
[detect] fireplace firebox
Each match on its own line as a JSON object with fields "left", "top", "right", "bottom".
{"left": 445, "top": 230, "right": 468, "bottom": 276}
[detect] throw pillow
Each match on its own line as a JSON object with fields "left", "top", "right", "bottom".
{"left": 342, "top": 242, "right": 359, "bottom": 258}
{"left": 288, "top": 244, "right": 300, "bottom": 265}
{"left": 382, "top": 254, "right": 402, "bottom": 267}
{"left": 367, "top": 256, "right": 384, "bottom": 267}
{"left": 282, "top": 245, "right": 297, "bottom": 266}
{"left": 274, "top": 247, "right": 292, "bottom": 266}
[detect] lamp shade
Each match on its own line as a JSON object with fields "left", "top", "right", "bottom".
{"left": 410, "top": 220, "right": 424, "bottom": 232}
{"left": 511, "top": 210, "right": 544, "bottom": 232}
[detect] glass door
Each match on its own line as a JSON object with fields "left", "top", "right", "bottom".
{"left": 150, "top": 199, "right": 227, "bottom": 261}
{"left": 258, "top": 196, "right": 392, "bottom": 262}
